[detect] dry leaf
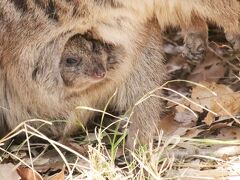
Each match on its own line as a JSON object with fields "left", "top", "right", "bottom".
{"left": 0, "top": 164, "right": 20, "bottom": 180}
{"left": 218, "top": 127, "right": 240, "bottom": 140}
{"left": 190, "top": 82, "right": 240, "bottom": 125}
{"left": 61, "top": 140, "right": 89, "bottom": 157}
{"left": 175, "top": 105, "right": 197, "bottom": 124}
{"left": 184, "top": 128, "right": 204, "bottom": 138}
{"left": 188, "top": 52, "right": 226, "bottom": 83}
{"left": 49, "top": 166, "right": 65, "bottom": 180}
{"left": 158, "top": 113, "right": 182, "bottom": 135}
{"left": 17, "top": 167, "right": 42, "bottom": 180}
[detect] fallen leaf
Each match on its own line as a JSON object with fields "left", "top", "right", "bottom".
{"left": 158, "top": 113, "right": 182, "bottom": 135}
{"left": 49, "top": 166, "right": 65, "bottom": 180}
{"left": 17, "top": 167, "right": 42, "bottom": 180}
{"left": 190, "top": 82, "right": 240, "bottom": 125}
{"left": 188, "top": 52, "right": 226, "bottom": 83}
{"left": 175, "top": 105, "right": 197, "bottom": 124}
{"left": 218, "top": 127, "right": 240, "bottom": 140}
{"left": 0, "top": 163, "right": 20, "bottom": 180}
{"left": 204, "top": 112, "right": 215, "bottom": 125}
{"left": 184, "top": 128, "right": 205, "bottom": 138}
{"left": 61, "top": 140, "right": 89, "bottom": 157}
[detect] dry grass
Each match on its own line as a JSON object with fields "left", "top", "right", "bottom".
{"left": 0, "top": 81, "right": 240, "bottom": 179}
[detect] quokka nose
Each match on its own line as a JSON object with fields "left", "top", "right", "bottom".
{"left": 94, "top": 71, "right": 106, "bottom": 78}
{"left": 93, "top": 68, "right": 106, "bottom": 78}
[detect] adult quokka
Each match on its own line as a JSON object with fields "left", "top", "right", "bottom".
{"left": 0, "top": 0, "right": 239, "bottom": 149}
{"left": 0, "top": 19, "right": 164, "bottom": 150}
{"left": 0, "top": 1, "right": 165, "bottom": 148}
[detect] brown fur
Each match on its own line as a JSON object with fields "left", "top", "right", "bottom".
{"left": 0, "top": 0, "right": 239, "bottom": 148}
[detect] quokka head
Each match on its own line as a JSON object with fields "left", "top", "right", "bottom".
{"left": 60, "top": 33, "right": 119, "bottom": 91}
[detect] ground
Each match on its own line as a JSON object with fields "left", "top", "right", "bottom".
{"left": 0, "top": 26, "right": 240, "bottom": 179}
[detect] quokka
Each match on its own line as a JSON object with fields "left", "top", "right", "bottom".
{"left": 60, "top": 33, "right": 120, "bottom": 91}
{"left": 0, "top": 18, "right": 164, "bottom": 150}
{"left": 0, "top": 0, "right": 239, "bottom": 149}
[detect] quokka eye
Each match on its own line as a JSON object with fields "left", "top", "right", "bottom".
{"left": 66, "top": 58, "right": 77, "bottom": 64}
{"left": 65, "top": 58, "right": 82, "bottom": 66}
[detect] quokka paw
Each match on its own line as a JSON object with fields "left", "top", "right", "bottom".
{"left": 225, "top": 33, "right": 240, "bottom": 52}
{"left": 182, "top": 32, "right": 207, "bottom": 60}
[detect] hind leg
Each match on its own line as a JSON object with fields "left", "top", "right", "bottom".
{"left": 181, "top": 12, "right": 208, "bottom": 60}
{"left": 112, "top": 20, "right": 164, "bottom": 151}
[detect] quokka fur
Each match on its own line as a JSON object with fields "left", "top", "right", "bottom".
{"left": 0, "top": 0, "right": 239, "bottom": 148}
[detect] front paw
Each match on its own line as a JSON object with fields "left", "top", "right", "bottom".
{"left": 182, "top": 32, "right": 207, "bottom": 60}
